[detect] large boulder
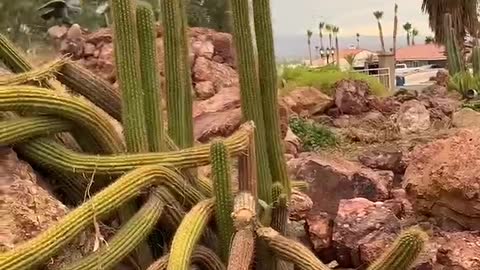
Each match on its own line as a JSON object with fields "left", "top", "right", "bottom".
{"left": 281, "top": 87, "right": 333, "bottom": 116}
{"left": 404, "top": 128, "right": 480, "bottom": 230}
{"left": 287, "top": 153, "right": 393, "bottom": 216}
{"left": 192, "top": 56, "right": 239, "bottom": 91}
{"left": 395, "top": 100, "right": 431, "bottom": 135}
{"left": 334, "top": 79, "right": 371, "bottom": 115}
{"left": 358, "top": 148, "right": 405, "bottom": 173}
{"left": 452, "top": 108, "right": 480, "bottom": 129}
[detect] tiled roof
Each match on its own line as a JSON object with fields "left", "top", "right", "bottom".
{"left": 395, "top": 44, "right": 446, "bottom": 61}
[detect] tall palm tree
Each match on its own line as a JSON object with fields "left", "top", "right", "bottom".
{"left": 373, "top": 11, "right": 386, "bottom": 52}
{"left": 393, "top": 3, "right": 398, "bottom": 53}
{"left": 425, "top": 36, "right": 435, "bottom": 44}
{"left": 319, "top": 22, "right": 325, "bottom": 49}
{"left": 421, "top": 0, "right": 478, "bottom": 46}
{"left": 344, "top": 54, "right": 356, "bottom": 69}
{"left": 307, "top": 29, "right": 313, "bottom": 65}
{"left": 333, "top": 26, "right": 340, "bottom": 65}
{"left": 403, "top": 22, "right": 412, "bottom": 46}
{"left": 412, "top": 28, "right": 419, "bottom": 45}
{"left": 325, "top": 24, "right": 333, "bottom": 48}
{"left": 356, "top": 33, "right": 360, "bottom": 48}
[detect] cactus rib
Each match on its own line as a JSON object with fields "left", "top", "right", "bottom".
{"left": 230, "top": 0, "right": 273, "bottom": 204}
{"left": 366, "top": 228, "right": 428, "bottom": 270}
{"left": 0, "top": 58, "right": 64, "bottom": 86}
{"left": 63, "top": 188, "right": 165, "bottom": 270}
{"left": 57, "top": 60, "right": 123, "bottom": 121}
{"left": 14, "top": 122, "right": 253, "bottom": 175}
{"left": 0, "top": 165, "right": 184, "bottom": 270}
{"left": 0, "top": 116, "right": 72, "bottom": 145}
{"left": 271, "top": 183, "right": 288, "bottom": 235}
{"left": 0, "top": 86, "right": 123, "bottom": 153}
{"left": 147, "top": 245, "right": 226, "bottom": 270}
{"left": 166, "top": 198, "right": 215, "bottom": 270}
{"left": 444, "top": 13, "right": 464, "bottom": 75}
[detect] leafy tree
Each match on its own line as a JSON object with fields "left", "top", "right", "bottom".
{"left": 318, "top": 22, "right": 325, "bottom": 49}
{"left": 403, "top": 22, "right": 412, "bottom": 46}
{"left": 307, "top": 29, "right": 313, "bottom": 65}
{"left": 425, "top": 36, "right": 435, "bottom": 44}
{"left": 412, "top": 28, "right": 419, "bottom": 45}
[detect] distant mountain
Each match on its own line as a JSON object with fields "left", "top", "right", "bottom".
{"left": 273, "top": 34, "right": 427, "bottom": 61}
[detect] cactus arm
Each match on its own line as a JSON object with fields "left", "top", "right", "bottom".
{"left": 109, "top": 0, "right": 149, "bottom": 153}
{"left": 256, "top": 227, "right": 332, "bottom": 270}
{"left": 472, "top": 46, "right": 480, "bottom": 74}
{"left": 230, "top": 0, "right": 273, "bottom": 204}
{"left": 0, "top": 58, "right": 65, "bottom": 86}
{"left": 63, "top": 188, "right": 165, "bottom": 270}
{"left": 0, "top": 86, "right": 123, "bottom": 153}
{"left": 14, "top": 122, "right": 252, "bottom": 175}
{"left": 166, "top": 198, "right": 216, "bottom": 270}
{"left": 366, "top": 228, "right": 428, "bottom": 270}
{"left": 0, "top": 116, "right": 72, "bottom": 145}
{"left": 0, "top": 165, "right": 185, "bottom": 270}
{"left": 147, "top": 245, "right": 226, "bottom": 270}
{"left": 271, "top": 183, "right": 288, "bottom": 235}
{"left": 210, "top": 140, "right": 235, "bottom": 262}
{"left": 444, "top": 13, "right": 465, "bottom": 75}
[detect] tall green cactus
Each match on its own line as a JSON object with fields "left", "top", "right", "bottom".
{"left": 472, "top": 46, "right": 480, "bottom": 74}
{"left": 147, "top": 245, "right": 225, "bottom": 270}
{"left": 210, "top": 140, "right": 235, "bottom": 262}
{"left": 444, "top": 13, "right": 464, "bottom": 75}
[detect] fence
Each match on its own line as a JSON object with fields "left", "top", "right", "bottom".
{"left": 352, "top": 67, "right": 391, "bottom": 90}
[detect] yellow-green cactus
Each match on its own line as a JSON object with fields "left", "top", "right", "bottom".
{"left": 147, "top": 245, "right": 225, "bottom": 270}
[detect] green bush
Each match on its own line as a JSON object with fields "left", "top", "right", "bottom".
{"left": 448, "top": 71, "right": 480, "bottom": 98}
{"left": 280, "top": 66, "right": 387, "bottom": 96}
{"left": 289, "top": 117, "right": 337, "bottom": 151}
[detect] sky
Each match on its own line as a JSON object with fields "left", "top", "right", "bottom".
{"left": 270, "top": 0, "right": 433, "bottom": 37}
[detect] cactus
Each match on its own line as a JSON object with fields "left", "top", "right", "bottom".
{"left": 0, "top": 116, "right": 72, "bottom": 145}
{"left": 136, "top": 2, "right": 166, "bottom": 152}
{"left": 0, "top": 58, "right": 64, "bottom": 86}
{"left": 160, "top": 0, "right": 194, "bottom": 148}
{"left": 147, "top": 245, "right": 225, "bottom": 270}
{"left": 472, "top": 46, "right": 480, "bottom": 74}
{"left": 230, "top": 0, "right": 273, "bottom": 204}
{"left": 63, "top": 188, "right": 165, "bottom": 270}
{"left": 367, "top": 228, "right": 428, "bottom": 270}
{"left": 210, "top": 140, "right": 235, "bottom": 262}
{"left": 15, "top": 122, "right": 252, "bottom": 175}
{"left": 0, "top": 165, "right": 184, "bottom": 270}
{"left": 166, "top": 198, "right": 215, "bottom": 270}
{"left": 256, "top": 227, "right": 332, "bottom": 270}
{"left": 444, "top": 13, "right": 464, "bottom": 75}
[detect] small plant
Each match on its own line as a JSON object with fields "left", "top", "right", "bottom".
{"left": 448, "top": 71, "right": 480, "bottom": 97}
{"left": 289, "top": 117, "right": 337, "bottom": 151}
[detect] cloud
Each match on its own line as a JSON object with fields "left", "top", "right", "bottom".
{"left": 270, "top": 0, "right": 432, "bottom": 36}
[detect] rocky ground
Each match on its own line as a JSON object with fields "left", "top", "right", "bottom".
{"left": 2, "top": 24, "right": 480, "bottom": 269}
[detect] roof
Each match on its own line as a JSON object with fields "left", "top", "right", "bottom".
{"left": 338, "top": 48, "right": 374, "bottom": 59}
{"left": 395, "top": 44, "right": 446, "bottom": 61}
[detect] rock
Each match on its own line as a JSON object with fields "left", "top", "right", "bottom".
{"left": 96, "top": 43, "right": 115, "bottom": 82}
{"left": 211, "top": 32, "right": 234, "bottom": 66}
{"left": 194, "top": 108, "right": 242, "bottom": 142}
{"left": 193, "top": 87, "right": 240, "bottom": 118}
{"left": 428, "top": 97, "right": 460, "bottom": 116}
{"left": 368, "top": 96, "right": 402, "bottom": 116}
{"left": 47, "top": 25, "right": 68, "bottom": 39}
{"left": 193, "top": 56, "right": 239, "bottom": 90}
{"left": 404, "top": 128, "right": 480, "bottom": 230}
{"left": 82, "top": 43, "right": 96, "bottom": 56}
{"left": 191, "top": 39, "right": 214, "bottom": 59}
{"left": 332, "top": 198, "right": 401, "bottom": 267}
{"left": 66, "top": 24, "right": 83, "bottom": 40}
{"left": 284, "top": 128, "right": 301, "bottom": 157}
{"left": 289, "top": 190, "right": 313, "bottom": 221}
{"left": 287, "top": 153, "right": 393, "bottom": 216}
{"left": 435, "top": 231, "right": 480, "bottom": 269}
{"left": 194, "top": 81, "right": 215, "bottom": 99}
{"left": 334, "top": 79, "right": 371, "bottom": 115}
{"left": 432, "top": 70, "right": 449, "bottom": 88}
{"left": 452, "top": 108, "right": 480, "bottom": 129}
{"left": 358, "top": 149, "right": 405, "bottom": 173}
{"left": 305, "top": 212, "right": 333, "bottom": 252}
{"left": 278, "top": 98, "right": 290, "bottom": 139}
{"left": 282, "top": 87, "right": 333, "bottom": 116}
{"left": 396, "top": 100, "right": 430, "bottom": 135}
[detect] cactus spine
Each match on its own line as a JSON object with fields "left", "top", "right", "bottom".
{"left": 210, "top": 140, "right": 235, "bottom": 262}
{"left": 166, "top": 199, "right": 215, "bottom": 270}
{"left": 444, "top": 13, "right": 464, "bottom": 75}
{"left": 367, "top": 228, "right": 428, "bottom": 270}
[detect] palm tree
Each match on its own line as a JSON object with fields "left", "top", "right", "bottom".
{"left": 333, "top": 26, "right": 340, "bottom": 65}
{"left": 425, "top": 36, "right": 435, "bottom": 44}
{"left": 403, "top": 22, "right": 412, "bottom": 46}
{"left": 412, "top": 28, "right": 419, "bottom": 45}
{"left": 319, "top": 22, "right": 325, "bottom": 49}
{"left": 393, "top": 3, "right": 398, "bottom": 53}
{"left": 356, "top": 33, "right": 360, "bottom": 48}
{"left": 344, "top": 53, "right": 356, "bottom": 69}
{"left": 307, "top": 29, "right": 313, "bottom": 65}
{"left": 373, "top": 11, "right": 386, "bottom": 52}
{"left": 421, "top": 0, "right": 478, "bottom": 46}
{"left": 325, "top": 24, "right": 333, "bottom": 48}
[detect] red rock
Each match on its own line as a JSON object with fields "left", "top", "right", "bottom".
{"left": 47, "top": 25, "right": 68, "bottom": 39}
{"left": 282, "top": 87, "right": 333, "bottom": 116}
{"left": 284, "top": 128, "right": 301, "bottom": 157}
{"left": 396, "top": 100, "right": 431, "bottom": 135}
{"left": 83, "top": 43, "right": 96, "bottom": 56}
{"left": 305, "top": 212, "right": 333, "bottom": 251}
{"left": 211, "top": 32, "right": 234, "bottom": 66}
{"left": 334, "top": 79, "right": 371, "bottom": 115}
{"left": 358, "top": 148, "right": 405, "bottom": 173}
{"left": 193, "top": 57, "right": 238, "bottom": 89}
{"left": 287, "top": 153, "right": 393, "bottom": 216}
{"left": 435, "top": 231, "right": 480, "bottom": 269}
{"left": 289, "top": 190, "right": 313, "bottom": 221}
{"left": 193, "top": 87, "right": 240, "bottom": 118}
{"left": 404, "top": 128, "right": 480, "bottom": 230}
{"left": 191, "top": 39, "right": 214, "bottom": 59}
{"left": 194, "top": 108, "right": 242, "bottom": 142}
{"left": 195, "top": 81, "right": 215, "bottom": 99}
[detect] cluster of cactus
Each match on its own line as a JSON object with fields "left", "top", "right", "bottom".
{"left": 444, "top": 13, "right": 465, "bottom": 76}
{"left": 0, "top": 0, "right": 429, "bottom": 269}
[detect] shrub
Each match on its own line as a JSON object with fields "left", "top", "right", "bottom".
{"left": 289, "top": 117, "right": 337, "bottom": 151}
{"left": 280, "top": 66, "right": 387, "bottom": 96}
{"left": 448, "top": 71, "right": 480, "bottom": 98}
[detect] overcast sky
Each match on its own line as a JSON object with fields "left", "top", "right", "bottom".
{"left": 270, "top": 0, "right": 432, "bottom": 37}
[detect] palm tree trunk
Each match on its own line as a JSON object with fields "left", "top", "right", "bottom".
{"left": 335, "top": 36, "right": 340, "bottom": 66}
{"left": 407, "top": 33, "right": 410, "bottom": 46}
{"left": 320, "top": 33, "right": 324, "bottom": 48}
{"left": 329, "top": 34, "right": 332, "bottom": 48}
{"left": 393, "top": 14, "right": 398, "bottom": 53}
{"left": 308, "top": 41, "right": 312, "bottom": 65}
{"left": 377, "top": 21, "right": 386, "bottom": 52}
{"left": 412, "top": 36, "right": 416, "bottom": 45}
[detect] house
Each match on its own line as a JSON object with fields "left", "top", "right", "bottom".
{"left": 337, "top": 48, "right": 378, "bottom": 70}
{"left": 395, "top": 44, "right": 447, "bottom": 68}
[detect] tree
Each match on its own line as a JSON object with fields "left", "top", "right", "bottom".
{"left": 344, "top": 53, "right": 356, "bottom": 69}
{"left": 393, "top": 3, "right": 398, "bottom": 53}
{"left": 325, "top": 24, "right": 333, "bottom": 48}
{"left": 307, "top": 29, "right": 313, "bottom": 65}
{"left": 356, "top": 33, "right": 360, "bottom": 48}
{"left": 403, "top": 22, "right": 412, "bottom": 46}
{"left": 421, "top": 0, "right": 478, "bottom": 46}
{"left": 425, "top": 36, "right": 435, "bottom": 44}
{"left": 373, "top": 11, "right": 386, "bottom": 52}
{"left": 333, "top": 26, "right": 340, "bottom": 66}
{"left": 412, "top": 28, "right": 419, "bottom": 45}
{"left": 319, "top": 22, "right": 325, "bottom": 49}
